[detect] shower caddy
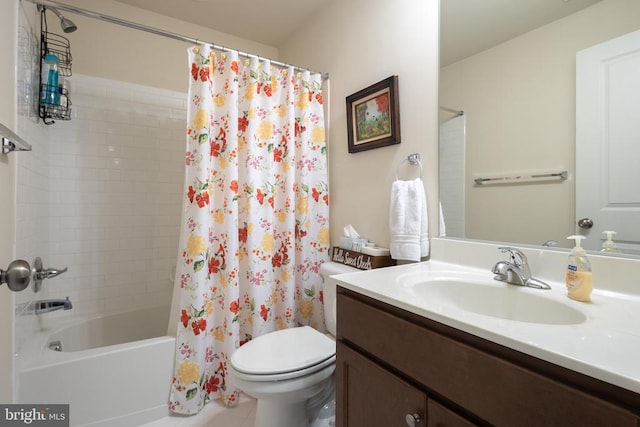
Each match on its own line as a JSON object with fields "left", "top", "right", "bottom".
{"left": 39, "top": 6, "right": 72, "bottom": 125}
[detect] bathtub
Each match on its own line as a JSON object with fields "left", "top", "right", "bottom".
{"left": 18, "top": 305, "right": 175, "bottom": 427}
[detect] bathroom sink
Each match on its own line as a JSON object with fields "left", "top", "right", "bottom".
{"left": 406, "top": 278, "right": 586, "bottom": 325}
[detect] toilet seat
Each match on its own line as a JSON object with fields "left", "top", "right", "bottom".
{"left": 230, "top": 326, "right": 336, "bottom": 382}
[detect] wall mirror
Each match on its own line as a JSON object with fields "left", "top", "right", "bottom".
{"left": 438, "top": 0, "right": 640, "bottom": 257}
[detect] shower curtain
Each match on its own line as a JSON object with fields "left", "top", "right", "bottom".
{"left": 169, "top": 45, "right": 330, "bottom": 414}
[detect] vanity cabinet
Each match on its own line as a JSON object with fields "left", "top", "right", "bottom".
{"left": 336, "top": 287, "right": 640, "bottom": 427}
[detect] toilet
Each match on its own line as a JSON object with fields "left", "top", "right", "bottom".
{"left": 228, "top": 261, "right": 359, "bottom": 427}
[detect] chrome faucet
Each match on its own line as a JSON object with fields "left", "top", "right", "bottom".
{"left": 31, "top": 297, "right": 73, "bottom": 314}
{"left": 492, "top": 247, "right": 551, "bottom": 290}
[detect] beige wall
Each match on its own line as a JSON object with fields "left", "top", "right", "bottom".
{"left": 0, "top": 0, "right": 17, "bottom": 403}
{"left": 280, "top": 0, "right": 440, "bottom": 250}
{"left": 440, "top": 0, "right": 640, "bottom": 247}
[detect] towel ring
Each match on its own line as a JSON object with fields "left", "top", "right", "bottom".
{"left": 396, "top": 153, "right": 423, "bottom": 180}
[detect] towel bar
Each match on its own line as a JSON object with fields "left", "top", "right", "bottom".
{"left": 474, "top": 171, "right": 568, "bottom": 185}
{"left": 396, "top": 153, "right": 423, "bottom": 180}
{"left": 0, "top": 122, "right": 32, "bottom": 154}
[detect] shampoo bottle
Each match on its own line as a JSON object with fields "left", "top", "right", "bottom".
{"left": 601, "top": 230, "right": 618, "bottom": 253}
{"left": 41, "top": 53, "right": 59, "bottom": 105}
{"left": 565, "top": 235, "right": 593, "bottom": 302}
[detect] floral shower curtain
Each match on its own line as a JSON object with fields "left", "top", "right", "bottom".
{"left": 169, "top": 45, "right": 330, "bottom": 414}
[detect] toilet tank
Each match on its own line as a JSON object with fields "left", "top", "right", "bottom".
{"left": 320, "top": 262, "right": 360, "bottom": 336}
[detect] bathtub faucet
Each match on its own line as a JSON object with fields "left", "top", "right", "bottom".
{"left": 32, "top": 297, "right": 72, "bottom": 314}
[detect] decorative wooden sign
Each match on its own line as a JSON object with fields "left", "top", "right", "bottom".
{"left": 331, "top": 247, "right": 396, "bottom": 270}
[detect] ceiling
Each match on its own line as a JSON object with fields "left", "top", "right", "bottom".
{"left": 440, "top": 0, "right": 601, "bottom": 66}
{"left": 113, "top": 0, "right": 601, "bottom": 65}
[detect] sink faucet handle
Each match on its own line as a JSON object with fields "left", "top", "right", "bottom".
{"left": 498, "top": 246, "right": 528, "bottom": 267}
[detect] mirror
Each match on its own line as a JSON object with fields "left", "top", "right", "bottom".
{"left": 438, "top": 0, "right": 640, "bottom": 257}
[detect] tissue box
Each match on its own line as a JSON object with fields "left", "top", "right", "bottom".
{"left": 338, "top": 236, "right": 354, "bottom": 250}
{"left": 331, "top": 247, "right": 396, "bottom": 271}
{"left": 339, "top": 236, "right": 372, "bottom": 252}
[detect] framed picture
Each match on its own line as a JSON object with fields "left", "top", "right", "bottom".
{"left": 346, "top": 75, "right": 400, "bottom": 153}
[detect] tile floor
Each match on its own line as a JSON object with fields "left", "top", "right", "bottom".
{"left": 142, "top": 394, "right": 256, "bottom": 427}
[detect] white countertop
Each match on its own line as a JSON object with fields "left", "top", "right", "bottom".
{"left": 332, "top": 259, "right": 640, "bottom": 395}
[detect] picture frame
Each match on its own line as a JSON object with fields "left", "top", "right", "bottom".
{"left": 346, "top": 75, "right": 400, "bottom": 153}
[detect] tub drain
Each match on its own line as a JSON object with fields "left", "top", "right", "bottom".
{"left": 48, "top": 340, "right": 62, "bottom": 352}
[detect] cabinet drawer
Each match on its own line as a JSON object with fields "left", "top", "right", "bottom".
{"left": 338, "top": 291, "right": 639, "bottom": 426}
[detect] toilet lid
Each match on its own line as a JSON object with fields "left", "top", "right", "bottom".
{"left": 231, "top": 326, "right": 335, "bottom": 375}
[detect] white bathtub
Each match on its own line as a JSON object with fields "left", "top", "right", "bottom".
{"left": 18, "top": 305, "right": 175, "bottom": 427}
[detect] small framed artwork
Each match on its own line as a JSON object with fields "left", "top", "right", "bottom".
{"left": 346, "top": 75, "right": 400, "bottom": 153}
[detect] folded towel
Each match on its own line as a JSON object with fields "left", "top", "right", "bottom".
{"left": 389, "top": 178, "right": 429, "bottom": 261}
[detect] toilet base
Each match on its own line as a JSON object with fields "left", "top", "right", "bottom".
{"left": 255, "top": 399, "right": 308, "bottom": 427}
{"left": 241, "top": 369, "right": 335, "bottom": 427}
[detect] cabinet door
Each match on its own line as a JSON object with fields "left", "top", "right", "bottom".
{"left": 427, "top": 400, "right": 476, "bottom": 427}
{"left": 336, "top": 341, "right": 427, "bottom": 427}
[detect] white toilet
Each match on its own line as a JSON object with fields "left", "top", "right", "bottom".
{"left": 229, "top": 261, "right": 359, "bottom": 427}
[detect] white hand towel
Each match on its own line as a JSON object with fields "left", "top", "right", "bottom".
{"left": 389, "top": 178, "right": 429, "bottom": 261}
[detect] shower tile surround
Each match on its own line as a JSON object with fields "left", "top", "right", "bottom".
{"left": 47, "top": 74, "right": 185, "bottom": 314}
{"left": 15, "top": 4, "right": 186, "bottom": 355}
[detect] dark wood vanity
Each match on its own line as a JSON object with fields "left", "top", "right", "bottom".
{"left": 336, "top": 287, "right": 640, "bottom": 426}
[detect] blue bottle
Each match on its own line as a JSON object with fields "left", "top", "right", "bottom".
{"left": 41, "top": 53, "right": 59, "bottom": 105}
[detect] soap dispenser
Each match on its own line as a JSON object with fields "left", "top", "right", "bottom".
{"left": 565, "top": 235, "right": 593, "bottom": 302}
{"left": 601, "top": 230, "right": 618, "bottom": 253}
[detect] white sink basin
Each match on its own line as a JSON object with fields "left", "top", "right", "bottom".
{"left": 406, "top": 277, "right": 586, "bottom": 325}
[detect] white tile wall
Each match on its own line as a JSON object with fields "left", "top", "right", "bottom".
{"left": 15, "top": 3, "right": 187, "bottom": 354}
{"left": 47, "top": 74, "right": 186, "bottom": 317}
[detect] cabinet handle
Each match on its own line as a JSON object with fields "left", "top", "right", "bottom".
{"left": 405, "top": 413, "right": 421, "bottom": 426}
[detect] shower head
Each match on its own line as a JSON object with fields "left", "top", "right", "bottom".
{"left": 49, "top": 7, "right": 77, "bottom": 33}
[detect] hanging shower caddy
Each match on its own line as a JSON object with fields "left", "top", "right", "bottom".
{"left": 39, "top": 6, "right": 72, "bottom": 125}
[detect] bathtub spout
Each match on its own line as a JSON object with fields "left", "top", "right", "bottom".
{"left": 33, "top": 297, "right": 72, "bottom": 314}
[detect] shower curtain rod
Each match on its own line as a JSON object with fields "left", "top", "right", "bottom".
{"left": 439, "top": 106, "right": 464, "bottom": 115}
{"left": 24, "top": 0, "right": 329, "bottom": 80}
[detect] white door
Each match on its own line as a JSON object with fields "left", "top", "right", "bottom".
{"left": 576, "top": 29, "right": 640, "bottom": 253}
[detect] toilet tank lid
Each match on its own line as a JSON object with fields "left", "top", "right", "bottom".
{"left": 320, "top": 261, "right": 360, "bottom": 276}
{"left": 230, "top": 326, "right": 335, "bottom": 375}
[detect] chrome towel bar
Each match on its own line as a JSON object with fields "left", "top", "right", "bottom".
{"left": 474, "top": 170, "right": 568, "bottom": 185}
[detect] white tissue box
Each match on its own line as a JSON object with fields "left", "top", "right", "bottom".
{"left": 339, "top": 236, "right": 354, "bottom": 250}
{"left": 339, "top": 236, "right": 369, "bottom": 251}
